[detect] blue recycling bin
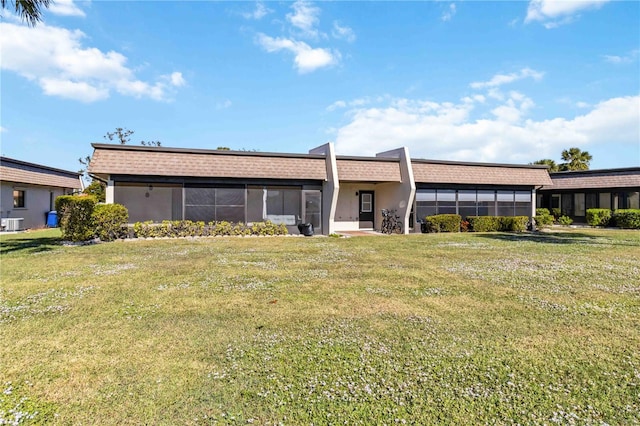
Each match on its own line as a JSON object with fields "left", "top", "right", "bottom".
{"left": 46, "top": 211, "right": 58, "bottom": 227}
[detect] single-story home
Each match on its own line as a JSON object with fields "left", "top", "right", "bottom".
{"left": 0, "top": 156, "right": 83, "bottom": 230}
{"left": 88, "top": 143, "right": 552, "bottom": 235}
{"left": 538, "top": 167, "right": 640, "bottom": 222}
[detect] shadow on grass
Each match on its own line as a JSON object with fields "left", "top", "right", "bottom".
{"left": 473, "top": 231, "right": 610, "bottom": 245}
{"left": 0, "top": 235, "right": 62, "bottom": 255}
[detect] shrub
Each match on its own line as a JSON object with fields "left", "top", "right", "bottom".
{"left": 586, "top": 208, "right": 612, "bottom": 227}
{"left": 467, "top": 216, "right": 501, "bottom": 232}
{"left": 500, "top": 216, "right": 529, "bottom": 232}
{"left": 551, "top": 208, "right": 561, "bottom": 220}
{"left": 536, "top": 208, "right": 550, "bottom": 216}
{"left": 55, "top": 195, "right": 97, "bottom": 242}
{"left": 424, "top": 214, "right": 461, "bottom": 233}
{"left": 558, "top": 215, "right": 573, "bottom": 226}
{"left": 92, "top": 204, "right": 128, "bottom": 241}
{"left": 131, "top": 220, "right": 289, "bottom": 238}
{"left": 535, "top": 214, "right": 554, "bottom": 228}
{"left": 460, "top": 220, "right": 470, "bottom": 232}
{"left": 612, "top": 209, "right": 640, "bottom": 229}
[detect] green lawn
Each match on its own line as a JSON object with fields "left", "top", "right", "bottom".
{"left": 1, "top": 229, "right": 639, "bottom": 424}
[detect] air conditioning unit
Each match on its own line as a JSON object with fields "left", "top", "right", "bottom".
{"left": 1, "top": 218, "right": 24, "bottom": 231}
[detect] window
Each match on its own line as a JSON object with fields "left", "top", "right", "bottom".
{"left": 477, "top": 191, "right": 496, "bottom": 216}
{"left": 457, "top": 190, "right": 477, "bottom": 219}
{"left": 361, "top": 193, "right": 372, "bottom": 213}
{"left": 599, "top": 193, "right": 611, "bottom": 210}
{"left": 13, "top": 190, "right": 25, "bottom": 208}
{"left": 628, "top": 192, "right": 640, "bottom": 209}
{"left": 437, "top": 190, "right": 456, "bottom": 215}
{"left": 415, "top": 190, "right": 436, "bottom": 219}
{"left": 184, "top": 187, "right": 245, "bottom": 222}
{"left": 515, "top": 191, "right": 532, "bottom": 216}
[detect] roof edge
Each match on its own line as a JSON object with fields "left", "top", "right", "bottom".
{"left": 1, "top": 156, "right": 82, "bottom": 177}
{"left": 90, "top": 143, "right": 327, "bottom": 160}
{"left": 410, "top": 158, "right": 550, "bottom": 169}
{"left": 550, "top": 167, "right": 640, "bottom": 176}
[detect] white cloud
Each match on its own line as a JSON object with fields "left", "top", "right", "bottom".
{"left": 603, "top": 49, "right": 639, "bottom": 64}
{"left": 332, "top": 21, "right": 355, "bottom": 42}
{"left": 216, "top": 99, "right": 232, "bottom": 110}
{"left": 327, "top": 100, "right": 347, "bottom": 111}
{"left": 287, "top": 0, "right": 322, "bottom": 39}
{"left": 0, "top": 21, "right": 185, "bottom": 102}
{"left": 525, "top": 0, "right": 610, "bottom": 27}
{"left": 49, "top": 0, "right": 86, "bottom": 17}
{"left": 332, "top": 92, "right": 639, "bottom": 165}
{"left": 256, "top": 33, "right": 338, "bottom": 73}
{"left": 441, "top": 3, "right": 457, "bottom": 22}
{"left": 470, "top": 68, "right": 544, "bottom": 89}
{"left": 242, "top": 2, "right": 271, "bottom": 20}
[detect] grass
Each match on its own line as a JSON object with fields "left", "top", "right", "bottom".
{"left": 1, "top": 228, "right": 639, "bottom": 424}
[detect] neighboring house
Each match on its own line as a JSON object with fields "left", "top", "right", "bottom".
{"left": 88, "top": 143, "right": 552, "bottom": 235}
{"left": 538, "top": 167, "right": 640, "bottom": 223}
{"left": 0, "top": 157, "right": 83, "bottom": 230}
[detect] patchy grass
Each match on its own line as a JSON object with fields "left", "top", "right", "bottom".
{"left": 0, "top": 229, "right": 639, "bottom": 424}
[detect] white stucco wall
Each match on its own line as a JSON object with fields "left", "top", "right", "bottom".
{"left": 0, "top": 182, "right": 69, "bottom": 229}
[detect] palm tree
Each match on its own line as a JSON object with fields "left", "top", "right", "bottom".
{"left": 1, "top": 0, "right": 51, "bottom": 26}
{"left": 560, "top": 147, "right": 593, "bottom": 171}
{"left": 532, "top": 159, "right": 559, "bottom": 172}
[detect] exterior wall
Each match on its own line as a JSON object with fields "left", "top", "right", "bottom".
{"left": 114, "top": 184, "right": 179, "bottom": 223}
{"left": 377, "top": 147, "right": 415, "bottom": 234}
{"left": 0, "top": 182, "right": 69, "bottom": 229}
{"left": 334, "top": 183, "right": 375, "bottom": 231}
{"left": 309, "top": 143, "right": 339, "bottom": 235}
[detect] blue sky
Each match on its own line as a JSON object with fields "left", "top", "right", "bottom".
{"left": 1, "top": 0, "right": 638, "bottom": 173}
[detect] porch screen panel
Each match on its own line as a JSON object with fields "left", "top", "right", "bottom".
{"left": 184, "top": 187, "right": 245, "bottom": 222}
{"left": 586, "top": 193, "right": 598, "bottom": 210}
{"left": 515, "top": 191, "right": 532, "bottom": 216}
{"left": 415, "top": 190, "right": 436, "bottom": 220}
{"left": 437, "top": 190, "right": 456, "bottom": 215}
{"left": 458, "top": 190, "right": 477, "bottom": 219}
{"left": 266, "top": 188, "right": 301, "bottom": 225}
{"left": 497, "top": 191, "right": 514, "bottom": 216}
{"left": 247, "top": 187, "right": 266, "bottom": 222}
{"left": 626, "top": 191, "right": 639, "bottom": 209}
{"left": 477, "top": 190, "right": 496, "bottom": 216}
{"left": 574, "top": 193, "right": 586, "bottom": 216}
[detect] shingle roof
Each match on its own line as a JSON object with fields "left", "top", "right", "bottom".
{"left": 89, "top": 144, "right": 328, "bottom": 180}
{"left": 1, "top": 157, "right": 82, "bottom": 189}
{"left": 544, "top": 168, "right": 640, "bottom": 190}
{"left": 412, "top": 160, "right": 552, "bottom": 186}
{"left": 336, "top": 159, "right": 402, "bottom": 182}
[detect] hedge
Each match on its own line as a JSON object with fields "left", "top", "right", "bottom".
{"left": 132, "top": 220, "right": 289, "bottom": 238}
{"left": 535, "top": 214, "right": 554, "bottom": 228}
{"left": 92, "top": 204, "right": 129, "bottom": 241}
{"left": 423, "top": 214, "right": 461, "bottom": 233}
{"left": 586, "top": 208, "right": 611, "bottom": 227}
{"left": 467, "top": 216, "right": 529, "bottom": 232}
{"left": 612, "top": 209, "right": 640, "bottom": 229}
{"left": 55, "top": 195, "right": 97, "bottom": 242}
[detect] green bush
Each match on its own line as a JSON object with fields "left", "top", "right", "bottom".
{"left": 92, "top": 204, "right": 129, "bottom": 241}
{"left": 552, "top": 208, "right": 561, "bottom": 219}
{"left": 535, "top": 214, "right": 554, "bottom": 227}
{"left": 131, "top": 220, "right": 289, "bottom": 238}
{"left": 586, "top": 208, "right": 612, "bottom": 227}
{"left": 467, "top": 216, "right": 501, "bottom": 232}
{"left": 536, "top": 208, "right": 550, "bottom": 216}
{"left": 468, "top": 216, "right": 530, "bottom": 232}
{"left": 612, "top": 209, "right": 640, "bottom": 229}
{"left": 500, "top": 216, "right": 529, "bottom": 232}
{"left": 424, "top": 214, "right": 461, "bottom": 233}
{"left": 558, "top": 215, "right": 573, "bottom": 226}
{"left": 55, "top": 195, "right": 97, "bottom": 242}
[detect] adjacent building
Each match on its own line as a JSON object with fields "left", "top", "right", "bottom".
{"left": 88, "top": 143, "right": 552, "bottom": 235}
{"left": 538, "top": 167, "right": 640, "bottom": 222}
{"left": 0, "top": 157, "right": 83, "bottom": 230}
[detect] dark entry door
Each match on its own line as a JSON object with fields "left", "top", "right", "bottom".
{"left": 359, "top": 191, "right": 374, "bottom": 228}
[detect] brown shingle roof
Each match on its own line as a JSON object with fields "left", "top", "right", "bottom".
{"left": 89, "top": 144, "right": 327, "bottom": 180}
{"left": 336, "top": 159, "right": 402, "bottom": 182}
{"left": 412, "top": 160, "right": 552, "bottom": 186}
{"left": 1, "top": 157, "right": 82, "bottom": 189}
{"left": 545, "top": 168, "right": 640, "bottom": 190}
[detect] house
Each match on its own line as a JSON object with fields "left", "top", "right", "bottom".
{"left": 88, "top": 143, "right": 552, "bottom": 235}
{"left": 0, "top": 157, "right": 83, "bottom": 230}
{"left": 538, "top": 167, "right": 640, "bottom": 222}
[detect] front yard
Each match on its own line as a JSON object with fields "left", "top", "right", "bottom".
{"left": 1, "top": 229, "right": 639, "bottom": 424}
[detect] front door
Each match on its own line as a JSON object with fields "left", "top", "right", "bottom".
{"left": 359, "top": 191, "right": 374, "bottom": 229}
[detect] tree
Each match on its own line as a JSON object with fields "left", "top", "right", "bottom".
{"left": 1, "top": 0, "right": 51, "bottom": 26}
{"left": 83, "top": 180, "right": 106, "bottom": 203}
{"left": 531, "top": 159, "right": 559, "bottom": 172}
{"left": 104, "top": 127, "right": 134, "bottom": 145}
{"left": 560, "top": 147, "right": 592, "bottom": 171}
